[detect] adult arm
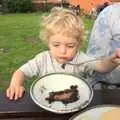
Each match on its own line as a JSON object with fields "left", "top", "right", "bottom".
{"left": 87, "top": 5, "right": 113, "bottom": 57}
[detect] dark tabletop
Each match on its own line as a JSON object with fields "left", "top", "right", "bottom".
{"left": 0, "top": 90, "right": 120, "bottom": 120}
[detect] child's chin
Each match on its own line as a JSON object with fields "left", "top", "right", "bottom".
{"left": 57, "top": 59, "right": 67, "bottom": 64}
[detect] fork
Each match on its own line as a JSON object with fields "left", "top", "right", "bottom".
{"left": 65, "top": 56, "right": 107, "bottom": 66}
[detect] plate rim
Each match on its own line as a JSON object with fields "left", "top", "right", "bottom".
{"left": 69, "top": 104, "right": 120, "bottom": 120}
{"left": 30, "top": 73, "right": 94, "bottom": 114}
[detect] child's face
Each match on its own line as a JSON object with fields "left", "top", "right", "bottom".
{"left": 48, "top": 34, "right": 80, "bottom": 64}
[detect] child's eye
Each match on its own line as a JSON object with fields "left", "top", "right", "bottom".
{"left": 68, "top": 46, "right": 74, "bottom": 48}
{"left": 67, "top": 45, "right": 75, "bottom": 48}
{"left": 53, "top": 44, "right": 59, "bottom": 47}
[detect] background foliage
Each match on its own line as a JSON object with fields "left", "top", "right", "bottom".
{"left": 8, "top": 0, "right": 32, "bottom": 12}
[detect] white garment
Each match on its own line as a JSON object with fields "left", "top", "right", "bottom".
{"left": 19, "top": 51, "right": 95, "bottom": 84}
{"left": 87, "top": 3, "right": 120, "bottom": 84}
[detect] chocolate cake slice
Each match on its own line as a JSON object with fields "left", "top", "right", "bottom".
{"left": 45, "top": 85, "right": 79, "bottom": 104}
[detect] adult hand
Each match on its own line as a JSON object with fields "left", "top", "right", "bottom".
{"left": 111, "top": 48, "right": 120, "bottom": 64}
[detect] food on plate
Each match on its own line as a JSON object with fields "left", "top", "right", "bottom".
{"left": 45, "top": 85, "right": 79, "bottom": 104}
{"left": 100, "top": 108, "right": 120, "bottom": 120}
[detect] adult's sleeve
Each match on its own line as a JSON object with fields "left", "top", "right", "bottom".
{"left": 87, "top": 6, "right": 113, "bottom": 57}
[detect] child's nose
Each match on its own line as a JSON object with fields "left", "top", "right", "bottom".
{"left": 59, "top": 46, "right": 67, "bottom": 54}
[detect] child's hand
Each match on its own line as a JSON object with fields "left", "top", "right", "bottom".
{"left": 6, "top": 69, "right": 25, "bottom": 100}
{"left": 111, "top": 48, "right": 120, "bottom": 64}
{"left": 6, "top": 84, "right": 25, "bottom": 100}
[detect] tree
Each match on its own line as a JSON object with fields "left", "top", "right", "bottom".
{"left": 2, "top": 0, "right": 8, "bottom": 13}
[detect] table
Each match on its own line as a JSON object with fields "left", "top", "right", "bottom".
{"left": 0, "top": 90, "right": 120, "bottom": 120}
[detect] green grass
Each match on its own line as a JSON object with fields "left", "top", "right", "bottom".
{"left": 0, "top": 13, "right": 94, "bottom": 91}
{"left": 81, "top": 16, "right": 95, "bottom": 52}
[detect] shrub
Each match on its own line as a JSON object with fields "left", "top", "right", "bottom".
{"left": 8, "top": 0, "right": 32, "bottom": 13}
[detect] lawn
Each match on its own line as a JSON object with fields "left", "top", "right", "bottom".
{"left": 0, "top": 12, "right": 94, "bottom": 91}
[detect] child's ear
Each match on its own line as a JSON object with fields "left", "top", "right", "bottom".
{"left": 77, "top": 42, "right": 81, "bottom": 48}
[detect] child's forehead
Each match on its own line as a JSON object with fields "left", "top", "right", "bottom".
{"left": 49, "top": 34, "right": 77, "bottom": 43}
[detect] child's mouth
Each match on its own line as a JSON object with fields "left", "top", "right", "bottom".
{"left": 58, "top": 57, "right": 68, "bottom": 60}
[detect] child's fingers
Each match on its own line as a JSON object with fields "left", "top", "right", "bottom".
{"left": 19, "top": 87, "right": 25, "bottom": 98}
{"left": 6, "top": 86, "right": 25, "bottom": 100}
{"left": 10, "top": 88, "right": 15, "bottom": 100}
{"left": 6, "top": 88, "right": 10, "bottom": 97}
{"left": 14, "top": 88, "right": 20, "bottom": 100}
{"left": 6, "top": 87, "right": 15, "bottom": 100}
{"left": 14, "top": 87, "right": 25, "bottom": 100}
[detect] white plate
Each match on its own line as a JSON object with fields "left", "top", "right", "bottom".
{"left": 69, "top": 105, "right": 120, "bottom": 120}
{"left": 30, "top": 73, "right": 93, "bottom": 114}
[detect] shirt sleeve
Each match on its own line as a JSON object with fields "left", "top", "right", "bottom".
{"left": 19, "top": 54, "right": 43, "bottom": 78}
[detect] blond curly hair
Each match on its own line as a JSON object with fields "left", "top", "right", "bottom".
{"left": 40, "top": 7, "right": 84, "bottom": 46}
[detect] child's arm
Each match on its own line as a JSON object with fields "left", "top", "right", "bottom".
{"left": 6, "top": 69, "right": 25, "bottom": 100}
{"left": 95, "top": 48, "right": 120, "bottom": 73}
